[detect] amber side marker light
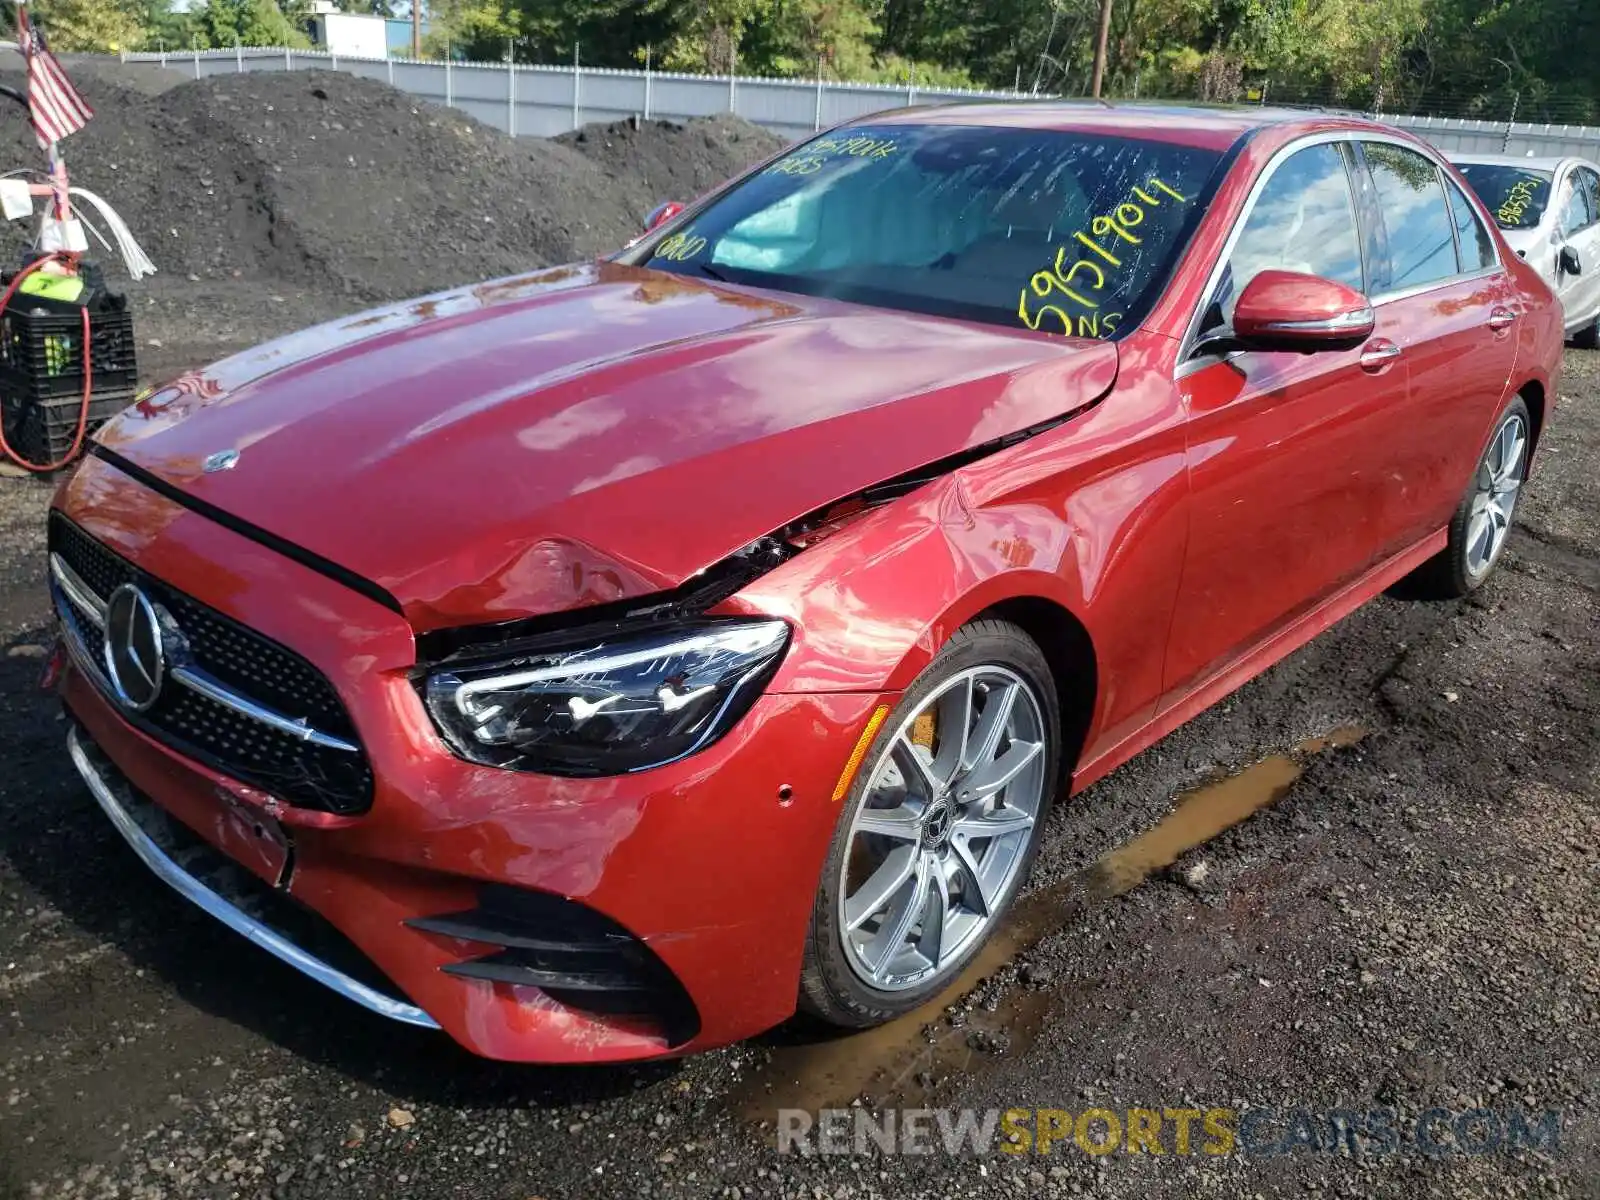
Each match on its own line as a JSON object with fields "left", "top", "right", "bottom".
{"left": 831, "top": 705, "right": 891, "bottom": 803}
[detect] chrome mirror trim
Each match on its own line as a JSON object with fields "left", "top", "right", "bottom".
{"left": 1247, "top": 306, "right": 1375, "bottom": 334}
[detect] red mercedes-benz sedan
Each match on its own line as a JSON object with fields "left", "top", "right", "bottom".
{"left": 46, "top": 104, "right": 1561, "bottom": 1063}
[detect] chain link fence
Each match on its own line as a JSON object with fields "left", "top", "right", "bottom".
{"left": 114, "top": 46, "right": 1600, "bottom": 159}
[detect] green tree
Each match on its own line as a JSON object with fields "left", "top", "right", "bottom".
{"left": 195, "top": 0, "right": 311, "bottom": 48}
{"left": 421, "top": 0, "right": 514, "bottom": 57}
{"left": 1410, "top": 0, "right": 1599, "bottom": 121}
{"left": 141, "top": 0, "right": 201, "bottom": 50}
{"left": 29, "top": 0, "right": 148, "bottom": 51}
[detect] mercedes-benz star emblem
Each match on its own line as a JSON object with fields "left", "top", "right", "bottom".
{"left": 202, "top": 449, "right": 240, "bottom": 473}
{"left": 103, "top": 585, "right": 166, "bottom": 712}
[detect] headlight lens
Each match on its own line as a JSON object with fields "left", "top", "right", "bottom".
{"left": 424, "top": 619, "right": 790, "bottom": 775}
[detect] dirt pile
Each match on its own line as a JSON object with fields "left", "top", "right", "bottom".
{"left": 556, "top": 112, "right": 786, "bottom": 218}
{"left": 0, "top": 66, "right": 785, "bottom": 303}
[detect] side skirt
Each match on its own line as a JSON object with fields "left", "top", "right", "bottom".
{"left": 1071, "top": 527, "right": 1448, "bottom": 795}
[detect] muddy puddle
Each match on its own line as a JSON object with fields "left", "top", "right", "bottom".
{"left": 739, "top": 725, "right": 1366, "bottom": 1117}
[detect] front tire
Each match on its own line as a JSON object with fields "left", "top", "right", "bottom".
{"left": 798, "top": 619, "right": 1060, "bottom": 1028}
{"left": 1405, "top": 396, "right": 1530, "bottom": 599}
{"left": 1572, "top": 309, "right": 1600, "bottom": 350}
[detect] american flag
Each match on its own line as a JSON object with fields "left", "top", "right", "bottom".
{"left": 16, "top": 4, "right": 93, "bottom": 149}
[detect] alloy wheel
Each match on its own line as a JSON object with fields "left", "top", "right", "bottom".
{"left": 838, "top": 666, "right": 1048, "bottom": 992}
{"left": 1465, "top": 411, "right": 1527, "bottom": 579}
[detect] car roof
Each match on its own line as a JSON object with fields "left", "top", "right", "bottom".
{"left": 852, "top": 100, "right": 1390, "bottom": 152}
{"left": 1448, "top": 152, "right": 1581, "bottom": 171}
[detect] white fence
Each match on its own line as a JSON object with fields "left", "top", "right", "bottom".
{"left": 121, "top": 46, "right": 1022, "bottom": 141}
{"left": 120, "top": 47, "right": 1600, "bottom": 157}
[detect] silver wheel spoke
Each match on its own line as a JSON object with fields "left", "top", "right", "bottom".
{"left": 965, "top": 738, "right": 1044, "bottom": 799}
{"left": 1469, "top": 518, "right": 1494, "bottom": 569}
{"left": 953, "top": 801, "right": 1036, "bottom": 842}
{"left": 1497, "top": 432, "right": 1525, "bottom": 487}
{"left": 962, "top": 682, "right": 1017, "bottom": 774}
{"left": 890, "top": 735, "right": 941, "bottom": 800}
{"left": 844, "top": 845, "right": 917, "bottom": 932}
{"left": 855, "top": 803, "right": 921, "bottom": 841}
{"left": 866, "top": 852, "right": 932, "bottom": 981}
{"left": 929, "top": 676, "right": 973, "bottom": 786}
{"left": 914, "top": 853, "right": 950, "bottom": 968}
{"left": 950, "top": 836, "right": 999, "bottom": 917}
{"left": 1466, "top": 512, "right": 1490, "bottom": 561}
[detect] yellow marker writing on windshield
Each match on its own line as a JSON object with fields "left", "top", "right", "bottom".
{"left": 1018, "top": 177, "right": 1189, "bottom": 339}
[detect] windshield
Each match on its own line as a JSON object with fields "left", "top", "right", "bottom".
{"left": 1456, "top": 163, "right": 1553, "bottom": 230}
{"left": 634, "top": 124, "right": 1225, "bottom": 340}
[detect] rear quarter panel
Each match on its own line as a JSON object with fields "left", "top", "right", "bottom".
{"left": 1507, "top": 250, "right": 1564, "bottom": 463}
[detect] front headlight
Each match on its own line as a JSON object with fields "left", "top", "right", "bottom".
{"left": 423, "top": 619, "right": 790, "bottom": 775}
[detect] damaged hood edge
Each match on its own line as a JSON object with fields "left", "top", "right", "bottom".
{"left": 93, "top": 264, "right": 1120, "bottom": 633}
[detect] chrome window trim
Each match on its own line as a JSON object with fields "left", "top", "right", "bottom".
{"left": 1367, "top": 264, "right": 1502, "bottom": 306}
{"left": 1177, "top": 129, "right": 1507, "bottom": 372}
{"left": 50, "top": 553, "right": 361, "bottom": 756}
{"left": 66, "top": 728, "right": 440, "bottom": 1031}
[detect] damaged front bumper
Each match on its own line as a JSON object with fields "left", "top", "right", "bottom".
{"left": 66, "top": 725, "right": 439, "bottom": 1029}
{"left": 57, "top": 634, "right": 887, "bottom": 1062}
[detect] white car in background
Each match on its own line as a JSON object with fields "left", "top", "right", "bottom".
{"left": 1451, "top": 153, "right": 1600, "bottom": 346}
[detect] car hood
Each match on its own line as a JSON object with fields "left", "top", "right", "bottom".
{"left": 97, "top": 263, "right": 1117, "bottom": 633}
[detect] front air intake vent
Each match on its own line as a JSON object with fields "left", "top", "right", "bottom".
{"left": 408, "top": 885, "right": 700, "bottom": 1046}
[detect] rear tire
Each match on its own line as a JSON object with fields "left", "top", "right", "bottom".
{"left": 798, "top": 619, "right": 1060, "bottom": 1028}
{"left": 1404, "top": 395, "right": 1530, "bottom": 599}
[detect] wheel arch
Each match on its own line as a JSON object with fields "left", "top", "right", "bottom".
{"left": 974, "top": 595, "right": 1099, "bottom": 787}
{"left": 1518, "top": 377, "right": 1546, "bottom": 453}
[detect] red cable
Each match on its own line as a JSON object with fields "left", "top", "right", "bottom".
{"left": 0, "top": 252, "right": 95, "bottom": 472}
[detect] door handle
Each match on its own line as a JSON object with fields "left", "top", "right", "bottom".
{"left": 1487, "top": 307, "right": 1517, "bottom": 332}
{"left": 1359, "top": 340, "right": 1402, "bottom": 372}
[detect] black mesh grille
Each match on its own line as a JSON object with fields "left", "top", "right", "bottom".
{"left": 50, "top": 513, "right": 373, "bottom": 814}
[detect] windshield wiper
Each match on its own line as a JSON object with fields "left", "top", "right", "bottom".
{"left": 694, "top": 263, "right": 730, "bottom": 283}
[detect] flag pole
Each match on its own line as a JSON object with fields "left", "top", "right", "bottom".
{"left": 14, "top": 0, "right": 71, "bottom": 226}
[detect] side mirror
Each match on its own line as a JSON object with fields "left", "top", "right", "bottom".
{"left": 1231, "top": 269, "right": 1375, "bottom": 351}
{"left": 644, "top": 201, "right": 684, "bottom": 233}
{"left": 1559, "top": 245, "right": 1583, "bottom": 276}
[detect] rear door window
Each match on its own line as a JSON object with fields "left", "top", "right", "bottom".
{"left": 1363, "top": 143, "right": 1458, "bottom": 291}
{"left": 1558, "top": 171, "right": 1594, "bottom": 236}
{"left": 1446, "top": 179, "right": 1496, "bottom": 272}
{"left": 1579, "top": 168, "right": 1600, "bottom": 232}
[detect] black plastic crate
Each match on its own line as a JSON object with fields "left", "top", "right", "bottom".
{"left": 0, "top": 302, "right": 138, "bottom": 404}
{"left": 3, "top": 386, "right": 135, "bottom": 466}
